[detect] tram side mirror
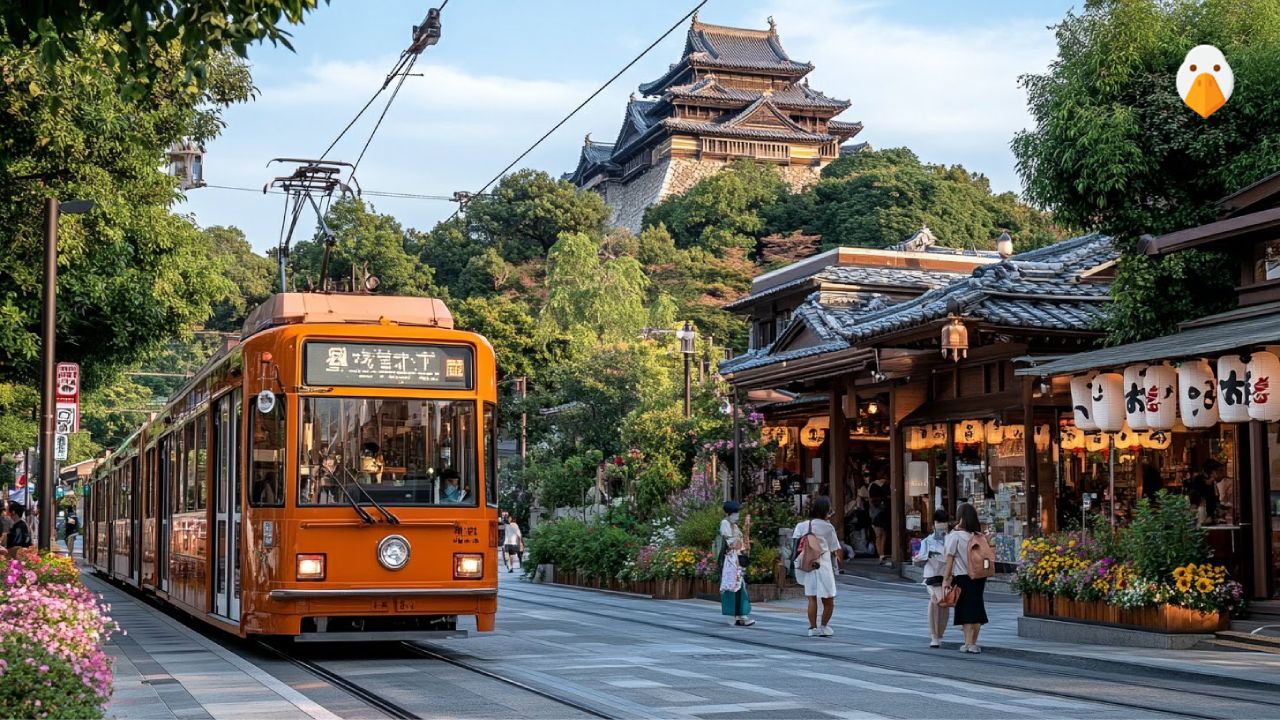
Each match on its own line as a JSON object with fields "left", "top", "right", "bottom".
{"left": 256, "top": 390, "right": 277, "bottom": 414}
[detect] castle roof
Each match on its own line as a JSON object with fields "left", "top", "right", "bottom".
{"left": 664, "top": 76, "right": 850, "bottom": 112}
{"left": 640, "top": 16, "right": 814, "bottom": 96}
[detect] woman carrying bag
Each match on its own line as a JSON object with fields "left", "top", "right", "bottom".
{"left": 718, "top": 501, "right": 755, "bottom": 627}
{"left": 791, "top": 496, "right": 842, "bottom": 637}
{"left": 911, "top": 509, "right": 950, "bottom": 648}
{"left": 942, "top": 502, "right": 988, "bottom": 654}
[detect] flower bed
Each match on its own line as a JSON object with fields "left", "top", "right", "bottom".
{"left": 0, "top": 549, "right": 118, "bottom": 719}
{"left": 1014, "top": 494, "right": 1242, "bottom": 635}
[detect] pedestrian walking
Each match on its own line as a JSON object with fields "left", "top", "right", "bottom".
{"left": 5, "top": 503, "right": 31, "bottom": 550}
{"left": 868, "top": 475, "right": 891, "bottom": 566}
{"left": 912, "top": 509, "right": 950, "bottom": 647}
{"left": 64, "top": 511, "right": 80, "bottom": 557}
{"left": 791, "top": 496, "right": 842, "bottom": 637}
{"left": 503, "top": 517, "right": 524, "bottom": 573}
{"left": 718, "top": 500, "right": 755, "bottom": 627}
{"left": 942, "top": 502, "right": 989, "bottom": 654}
{"left": 0, "top": 503, "right": 12, "bottom": 548}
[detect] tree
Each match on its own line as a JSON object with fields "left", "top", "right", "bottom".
{"left": 541, "top": 232, "right": 649, "bottom": 343}
{"left": 2, "top": 1, "right": 325, "bottom": 93}
{"left": 1012, "top": 0, "right": 1280, "bottom": 341}
{"left": 203, "top": 226, "right": 276, "bottom": 332}
{"left": 0, "top": 38, "right": 253, "bottom": 389}
{"left": 642, "top": 159, "right": 789, "bottom": 252}
{"left": 288, "top": 198, "right": 437, "bottom": 296}
{"left": 465, "top": 170, "right": 610, "bottom": 264}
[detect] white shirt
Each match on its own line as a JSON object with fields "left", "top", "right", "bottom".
{"left": 913, "top": 531, "right": 948, "bottom": 580}
{"left": 791, "top": 519, "right": 840, "bottom": 568}
{"left": 944, "top": 529, "right": 973, "bottom": 577}
{"left": 504, "top": 522, "right": 522, "bottom": 547}
{"left": 719, "top": 518, "right": 743, "bottom": 550}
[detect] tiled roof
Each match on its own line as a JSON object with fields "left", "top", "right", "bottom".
{"left": 826, "top": 120, "right": 864, "bottom": 138}
{"left": 640, "top": 18, "right": 814, "bottom": 96}
{"left": 567, "top": 140, "right": 618, "bottom": 185}
{"left": 724, "top": 264, "right": 968, "bottom": 310}
{"left": 719, "top": 340, "right": 848, "bottom": 374}
{"left": 665, "top": 77, "right": 849, "bottom": 111}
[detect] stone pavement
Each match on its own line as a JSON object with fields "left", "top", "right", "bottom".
{"left": 83, "top": 572, "right": 339, "bottom": 720}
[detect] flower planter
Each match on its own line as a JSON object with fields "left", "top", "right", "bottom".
{"left": 1022, "top": 593, "right": 1054, "bottom": 617}
{"left": 655, "top": 578, "right": 693, "bottom": 599}
{"left": 746, "top": 583, "right": 780, "bottom": 603}
{"left": 1023, "top": 597, "right": 1227, "bottom": 634}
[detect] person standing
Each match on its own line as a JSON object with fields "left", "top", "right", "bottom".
{"left": 868, "top": 475, "right": 891, "bottom": 567}
{"left": 912, "top": 509, "right": 950, "bottom": 648}
{"left": 942, "top": 502, "right": 988, "bottom": 654}
{"left": 791, "top": 496, "right": 842, "bottom": 637}
{"left": 0, "top": 503, "right": 12, "bottom": 548}
{"left": 5, "top": 503, "right": 31, "bottom": 550}
{"left": 718, "top": 501, "right": 755, "bottom": 627}
{"left": 63, "top": 511, "right": 80, "bottom": 557}
{"left": 502, "top": 517, "right": 524, "bottom": 573}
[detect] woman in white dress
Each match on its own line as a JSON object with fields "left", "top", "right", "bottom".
{"left": 791, "top": 496, "right": 842, "bottom": 637}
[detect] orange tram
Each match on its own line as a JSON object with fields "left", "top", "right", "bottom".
{"left": 87, "top": 293, "right": 500, "bottom": 641}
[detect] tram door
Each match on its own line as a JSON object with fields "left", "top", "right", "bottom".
{"left": 158, "top": 435, "right": 171, "bottom": 593}
{"left": 130, "top": 455, "right": 141, "bottom": 585}
{"left": 213, "top": 391, "right": 243, "bottom": 620}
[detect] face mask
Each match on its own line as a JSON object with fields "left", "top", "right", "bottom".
{"left": 729, "top": 513, "right": 740, "bottom": 524}
{"left": 933, "top": 523, "right": 947, "bottom": 538}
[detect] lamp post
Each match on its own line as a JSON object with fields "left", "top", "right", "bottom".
{"left": 676, "top": 322, "right": 696, "bottom": 417}
{"left": 38, "top": 197, "right": 94, "bottom": 552}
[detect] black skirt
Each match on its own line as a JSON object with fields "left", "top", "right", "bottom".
{"left": 952, "top": 574, "right": 988, "bottom": 625}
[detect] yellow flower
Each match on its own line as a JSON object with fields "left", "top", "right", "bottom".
{"left": 1195, "top": 578, "right": 1215, "bottom": 593}
{"left": 1176, "top": 577, "right": 1192, "bottom": 592}
{"left": 1173, "top": 566, "right": 1189, "bottom": 580}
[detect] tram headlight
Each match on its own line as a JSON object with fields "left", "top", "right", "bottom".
{"left": 296, "top": 553, "right": 326, "bottom": 581}
{"left": 377, "top": 535, "right": 411, "bottom": 571}
{"left": 454, "top": 553, "right": 483, "bottom": 579}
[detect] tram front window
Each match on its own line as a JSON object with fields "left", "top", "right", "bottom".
{"left": 299, "top": 397, "right": 477, "bottom": 507}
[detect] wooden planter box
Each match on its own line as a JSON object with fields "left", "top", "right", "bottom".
{"left": 654, "top": 577, "right": 694, "bottom": 599}
{"left": 747, "top": 583, "right": 780, "bottom": 603}
{"left": 1022, "top": 594, "right": 1227, "bottom": 634}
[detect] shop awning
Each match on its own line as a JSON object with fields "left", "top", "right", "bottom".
{"left": 1015, "top": 312, "right": 1280, "bottom": 377}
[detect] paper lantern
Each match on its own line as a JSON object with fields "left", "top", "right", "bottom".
{"left": 762, "top": 426, "right": 790, "bottom": 447}
{"left": 1217, "top": 355, "right": 1251, "bottom": 422}
{"left": 954, "top": 420, "right": 982, "bottom": 445}
{"left": 1113, "top": 423, "right": 1140, "bottom": 450}
{"left": 984, "top": 420, "right": 1004, "bottom": 445}
{"left": 1005, "top": 425, "right": 1025, "bottom": 441}
{"left": 1248, "top": 351, "right": 1280, "bottom": 422}
{"left": 1091, "top": 372, "right": 1125, "bottom": 432}
{"left": 1085, "top": 431, "right": 1108, "bottom": 453}
{"left": 1179, "top": 360, "right": 1219, "bottom": 428}
{"left": 1144, "top": 429, "right": 1172, "bottom": 450}
{"left": 1070, "top": 374, "right": 1099, "bottom": 431}
{"left": 906, "top": 426, "right": 929, "bottom": 451}
{"left": 928, "top": 423, "right": 949, "bottom": 449}
{"left": 1123, "top": 364, "right": 1149, "bottom": 430}
{"left": 800, "top": 424, "right": 826, "bottom": 448}
{"left": 1060, "top": 425, "right": 1083, "bottom": 451}
{"left": 906, "top": 461, "right": 930, "bottom": 496}
{"left": 1033, "top": 424, "right": 1051, "bottom": 451}
{"left": 1144, "top": 364, "right": 1178, "bottom": 430}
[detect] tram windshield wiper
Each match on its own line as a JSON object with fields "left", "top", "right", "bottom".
{"left": 338, "top": 466, "right": 400, "bottom": 525}
{"left": 325, "top": 470, "right": 375, "bottom": 524}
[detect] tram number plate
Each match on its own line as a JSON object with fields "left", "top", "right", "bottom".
{"left": 372, "top": 599, "right": 391, "bottom": 612}
{"left": 395, "top": 598, "right": 417, "bottom": 612}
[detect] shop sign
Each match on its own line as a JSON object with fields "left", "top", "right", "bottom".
{"left": 1248, "top": 351, "right": 1280, "bottom": 422}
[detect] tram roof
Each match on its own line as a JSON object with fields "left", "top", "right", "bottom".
{"left": 242, "top": 293, "right": 454, "bottom": 339}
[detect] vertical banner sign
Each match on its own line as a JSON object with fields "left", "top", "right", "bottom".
{"left": 55, "top": 362, "right": 79, "bottom": 434}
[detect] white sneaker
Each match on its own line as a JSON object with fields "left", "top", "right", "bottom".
{"left": 729, "top": 617, "right": 739, "bottom": 626}
{"left": 819, "top": 625, "right": 834, "bottom": 637}
{"left": 959, "top": 645, "right": 971, "bottom": 653}
{"left": 966, "top": 645, "right": 982, "bottom": 654}
{"left": 808, "top": 627, "right": 820, "bottom": 637}
{"left": 929, "top": 639, "right": 941, "bottom": 648}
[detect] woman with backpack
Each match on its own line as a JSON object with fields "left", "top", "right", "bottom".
{"left": 791, "top": 496, "right": 842, "bottom": 637}
{"left": 941, "top": 502, "right": 989, "bottom": 653}
{"left": 718, "top": 501, "right": 755, "bottom": 627}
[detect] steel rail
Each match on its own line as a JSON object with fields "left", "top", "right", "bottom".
{"left": 256, "top": 641, "right": 422, "bottom": 720}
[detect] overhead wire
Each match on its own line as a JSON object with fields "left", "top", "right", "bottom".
{"left": 445, "top": 0, "right": 709, "bottom": 223}
{"left": 205, "top": 184, "right": 455, "bottom": 202}
{"left": 350, "top": 52, "right": 419, "bottom": 179}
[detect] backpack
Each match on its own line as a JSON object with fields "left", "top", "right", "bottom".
{"left": 967, "top": 532, "right": 996, "bottom": 580}
{"left": 794, "top": 521, "right": 824, "bottom": 572}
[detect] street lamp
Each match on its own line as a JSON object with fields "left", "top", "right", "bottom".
{"left": 676, "top": 322, "right": 697, "bottom": 417}
{"left": 38, "top": 197, "right": 95, "bottom": 552}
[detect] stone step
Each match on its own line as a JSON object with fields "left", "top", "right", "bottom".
{"left": 1216, "top": 630, "right": 1280, "bottom": 647}
{"left": 1207, "top": 638, "right": 1280, "bottom": 655}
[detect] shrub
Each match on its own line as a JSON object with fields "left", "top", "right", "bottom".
{"left": 578, "top": 525, "right": 641, "bottom": 581}
{"left": 742, "top": 495, "right": 800, "bottom": 550}
{"left": 744, "top": 546, "right": 780, "bottom": 584}
{"left": 1125, "top": 492, "right": 1205, "bottom": 583}
{"left": 0, "top": 640, "right": 104, "bottom": 720}
{"left": 524, "top": 517, "right": 588, "bottom": 573}
{"left": 652, "top": 546, "right": 698, "bottom": 579}
{"left": 674, "top": 504, "right": 722, "bottom": 551}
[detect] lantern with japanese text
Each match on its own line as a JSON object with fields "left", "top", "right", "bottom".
{"left": 1092, "top": 372, "right": 1125, "bottom": 432}
{"left": 1005, "top": 425, "right": 1025, "bottom": 442}
{"left": 928, "top": 423, "right": 949, "bottom": 448}
{"left": 1070, "top": 374, "right": 1099, "bottom": 431}
{"left": 1217, "top": 355, "right": 1251, "bottom": 422}
{"left": 954, "top": 420, "right": 982, "bottom": 445}
{"left": 1144, "top": 363, "right": 1178, "bottom": 430}
{"left": 1178, "top": 360, "right": 1219, "bottom": 428}
{"left": 1143, "top": 429, "right": 1172, "bottom": 450}
{"left": 762, "top": 426, "right": 790, "bottom": 447}
{"left": 800, "top": 423, "right": 826, "bottom": 449}
{"left": 1033, "top": 424, "right": 1051, "bottom": 451}
{"left": 1060, "top": 424, "right": 1083, "bottom": 451}
{"left": 984, "top": 420, "right": 1004, "bottom": 445}
{"left": 905, "top": 426, "right": 927, "bottom": 451}
{"left": 1248, "top": 351, "right": 1280, "bottom": 422}
{"left": 1085, "top": 431, "right": 1108, "bottom": 453}
{"left": 1123, "top": 364, "right": 1149, "bottom": 430}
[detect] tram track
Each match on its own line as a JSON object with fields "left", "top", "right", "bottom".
{"left": 256, "top": 641, "right": 423, "bottom": 719}
{"left": 502, "top": 582, "right": 1280, "bottom": 720}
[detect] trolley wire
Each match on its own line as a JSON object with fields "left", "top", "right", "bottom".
{"left": 205, "top": 184, "right": 455, "bottom": 202}
{"left": 445, "top": 0, "right": 709, "bottom": 222}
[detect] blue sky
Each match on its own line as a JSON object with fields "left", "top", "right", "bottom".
{"left": 179, "top": 0, "right": 1079, "bottom": 252}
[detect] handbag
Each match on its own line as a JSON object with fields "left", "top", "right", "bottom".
{"left": 937, "top": 584, "right": 962, "bottom": 608}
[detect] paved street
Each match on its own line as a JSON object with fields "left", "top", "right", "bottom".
{"left": 99, "top": 568, "right": 1280, "bottom": 719}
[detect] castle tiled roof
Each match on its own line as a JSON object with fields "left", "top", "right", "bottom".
{"left": 640, "top": 17, "right": 814, "bottom": 96}
{"left": 664, "top": 77, "right": 850, "bottom": 111}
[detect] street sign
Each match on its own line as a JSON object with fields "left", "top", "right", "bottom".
{"left": 55, "top": 402, "right": 78, "bottom": 434}
{"left": 54, "top": 433, "right": 69, "bottom": 461}
{"left": 55, "top": 362, "right": 80, "bottom": 434}
{"left": 56, "top": 362, "right": 80, "bottom": 400}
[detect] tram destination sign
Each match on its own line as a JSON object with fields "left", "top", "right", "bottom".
{"left": 303, "top": 341, "right": 473, "bottom": 389}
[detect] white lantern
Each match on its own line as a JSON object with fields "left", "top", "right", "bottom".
{"left": 906, "top": 461, "right": 930, "bottom": 496}
{"left": 1060, "top": 424, "right": 1083, "bottom": 451}
{"left": 1115, "top": 424, "right": 1142, "bottom": 450}
{"left": 928, "top": 423, "right": 948, "bottom": 448}
{"left": 1179, "top": 360, "right": 1219, "bottom": 428}
{"left": 954, "top": 420, "right": 982, "bottom": 445}
{"left": 800, "top": 423, "right": 826, "bottom": 448}
{"left": 1033, "top": 424, "right": 1051, "bottom": 451}
{"left": 984, "top": 420, "right": 1004, "bottom": 445}
{"left": 1092, "top": 372, "right": 1126, "bottom": 432}
{"left": 1248, "top": 351, "right": 1280, "bottom": 422}
{"left": 1144, "top": 364, "right": 1178, "bottom": 430}
{"left": 1123, "top": 364, "right": 1149, "bottom": 430}
{"left": 1217, "top": 355, "right": 1251, "bottom": 422}
{"left": 1144, "top": 429, "right": 1172, "bottom": 450}
{"left": 1085, "top": 431, "right": 1108, "bottom": 453}
{"left": 1070, "top": 374, "right": 1099, "bottom": 431}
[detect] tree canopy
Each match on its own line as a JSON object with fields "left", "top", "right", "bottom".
{"left": 288, "top": 197, "right": 437, "bottom": 296}
{"left": 642, "top": 159, "right": 789, "bottom": 252}
{"left": 1011, "top": 0, "right": 1280, "bottom": 342}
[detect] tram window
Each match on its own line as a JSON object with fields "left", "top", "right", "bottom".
{"left": 194, "top": 414, "right": 208, "bottom": 511}
{"left": 298, "top": 397, "right": 478, "bottom": 507}
{"left": 484, "top": 403, "right": 498, "bottom": 507}
{"left": 249, "top": 394, "right": 285, "bottom": 507}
